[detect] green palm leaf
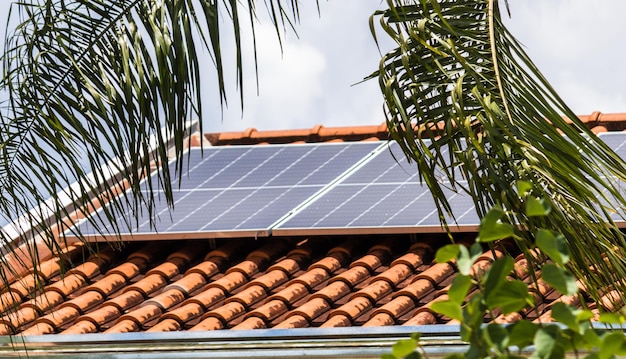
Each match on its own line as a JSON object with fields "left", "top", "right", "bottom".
{"left": 0, "top": 0, "right": 301, "bottom": 278}
{"left": 374, "top": 0, "right": 626, "bottom": 305}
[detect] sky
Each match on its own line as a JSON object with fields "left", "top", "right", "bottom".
{"left": 1, "top": 1, "right": 625, "bottom": 134}
{"left": 199, "top": 0, "right": 626, "bottom": 133}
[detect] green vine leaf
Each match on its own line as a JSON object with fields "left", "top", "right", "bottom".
{"left": 536, "top": 229, "right": 570, "bottom": 265}
{"left": 456, "top": 243, "right": 483, "bottom": 276}
{"left": 483, "top": 256, "right": 514, "bottom": 297}
{"left": 541, "top": 264, "right": 578, "bottom": 296}
{"left": 550, "top": 302, "right": 584, "bottom": 331}
{"left": 431, "top": 300, "right": 463, "bottom": 321}
{"left": 485, "top": 280, "right": 532, "bottom": 314}
{"left": 436, "top": 244, "right": 460, "bottom": 263}
{"left": 533, "top": 326, "right": 565, "bottom": 359}
{"left": 448, "top": 275, "right": 472, "bottom": 304}
{"left": 477, "top": 206, "right": 514, "bottom": 242}
{"left": 392, "top": 338, "right": 419, "bottom": 358}
{"left": 526, "top": 196, "right": 551, "bottom": 217}
{"left": 598, "top": 312, "right": 626, "bottom": 325}
{"left": 598, "top": 332, "right": 626, "bottom": 359}
{"left": 516, "top": 180, "right": 533, "bottom": 196}
{"left": 507, "top": 320, "right": 539, "bottom": 349}
{"left": 484, "top": 323, "right": 509, "bottom": 353}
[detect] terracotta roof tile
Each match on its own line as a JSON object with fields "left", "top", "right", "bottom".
{"left": 160, "top": 302, "right": 204, "bottom": 325}
{"left": 144, "top": 289, "right": 186, "bottom": 310}
{"left": 186, "top": 261, "right": 221, "bottom": 279}
{"left": 123, "top": 274, "right": 167, "bottom": 297}
{"left": 274, "top": 314, "right": 309, "bottom": 329}
{"left": 60, "top": 320, "right": 97, "bottom": 334}
{"left": 107, "top": 261, "right": 143, "bottom": 280}
{"left": 112, "top": 304, "right": 162, "bottom": 331}
{"left": 201, "top": 301, "right": 246, "bottom": 324}
{"left": 204, "top": 113, "right": 626, "bottom": 146}
{"left": 105, "top": 319, "right": 141, "bottom": 333}
{"left": 164, "top": 272, "right": 207, "bottom": 295}
{"left": 70, "top": 305, "right": 121, "bottom": 332}
{"left": 67, "top": 259, "right": 104, "bottom": 280}
{"left": 2, "top": 235, "right": 609, "bottom": 335}
{"left": 232, "top": 316, "right": 266, "bottom": 330}
{"left": 46, "top": 273, "right": 87, "bottom": 298}
{"left": 32, "top": 305, "right": 80, "bottom": 331}
{"left": 103, "top": 290, "right": 145, "bottom": 311}
{"left": 0, "top": 291, "right": 22, "bottom": 314}
{"left": 85, "top": 273, "right": 126, "bottom": 296}
{"left": 21, "top": 322, "right": 55, "bottom": 336}
{"left": 290, "top": 267, "right": 332, "bottom": 290}
{"left": 22, "top": 291, "right": 64, "bottom": 313}
{"left": 61, "top": 291, "right": 105, "bottom": 313}
{"left": 244, "top": 299, "right": 289, "bottom": 323}
{"left": 184, "top": 287, "right": 226, "bottom": 310}
{"left": 32, "top": 258, "right": 63, "bottom": 282}
{"left": 331, "top": 266, "right": 371, "bottom": 288}
{"left": 226, "top": 285, "right": 267, "bottom": 308}
{"left": 208, "top": 272, "right": 247, "bottom": 293}
{"left": 188, "top": 316, "right": 224, "bottom": 331}
{"left": 285, "top": 297, "right": 330, "bottom": 323}
{"left": 147, "top": 318, "right": 181, "bottom": 332}
{"left": 268, "top": 283, "right": 309, "bottom": 305}
{"left": 312, "top": 281, "right": 352, "bottom": 303}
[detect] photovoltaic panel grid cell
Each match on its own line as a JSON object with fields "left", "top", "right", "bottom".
{"left": 593, "top": 132, "right": 626, "bottom": 223}
{"left": 273, "top": 141, "right": 480, "bottom": 236}
{"left": 71, "top": 141, "right": 382, "bottom": 240}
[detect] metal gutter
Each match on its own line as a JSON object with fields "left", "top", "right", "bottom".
{"left": 0, "top": 325, "right": 466, "bottom": 358}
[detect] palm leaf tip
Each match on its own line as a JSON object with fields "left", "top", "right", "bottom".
{"left": 375, "top": 0, "right": 626, "bottom": 306}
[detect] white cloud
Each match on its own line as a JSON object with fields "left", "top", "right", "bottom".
{"left": 242, "top": 26, "right": 328, "bottom": 130}
{"left": 1, "top": 1, "right": 624, "bottom": 133}
{"left": 503, "top": 1, "right": 626, "bottom": 115}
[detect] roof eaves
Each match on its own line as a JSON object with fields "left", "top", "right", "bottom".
{"left": 1, "top": 325, "right": 466, "bottom": 358}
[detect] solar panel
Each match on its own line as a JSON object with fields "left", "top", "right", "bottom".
{"left": 70, "top": 141, "right": 382, "bottom": 240}
{"left": 597, "top": 132, "right": 626, "bottom": 160}
{"left": 272, "top": 141, "right": 480, "bottom": 235}
{"left": 70, "top": 132, "right": 626, "bottom": 241}
{"left": 592, "top": 132, "right": 626, "bottom": 224}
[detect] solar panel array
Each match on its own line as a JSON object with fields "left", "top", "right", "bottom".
{"left": 73, "top": 142, "right": 381, "bottom": 239}
{"left": 71, "top": 132, "right": 626, "bottom": 240}
{"left": 272, "top": 141, "right": 479, "bottom": 235}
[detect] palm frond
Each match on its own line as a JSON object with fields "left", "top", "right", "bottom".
{"left": 0, "top": 0, "right": 302, "bottom": 278}
{"left": 374, "top": 0, "right": 626, "bottom": 304}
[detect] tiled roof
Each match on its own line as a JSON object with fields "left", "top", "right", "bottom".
{"left": 1, "top": 111, "right": 625, "bottom": 336}
{"left": 0, "top": 235, "right": 603, "bottom": 336}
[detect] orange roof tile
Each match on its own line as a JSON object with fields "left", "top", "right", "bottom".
{"left": 0, "top": 234, "right": 615, "bottom": 335}
{"left": 205, "top": 112, "right": 626, "bottom": 146}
